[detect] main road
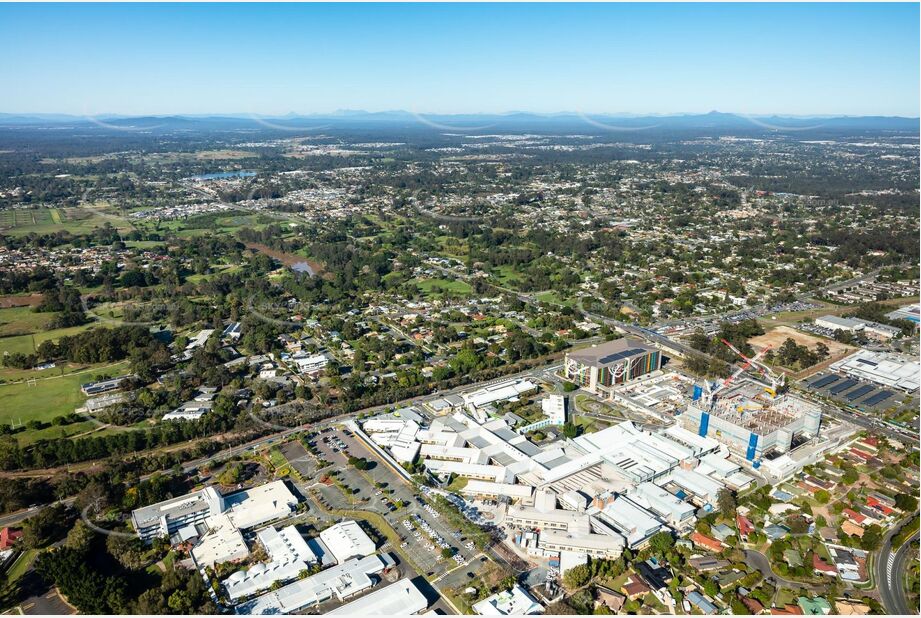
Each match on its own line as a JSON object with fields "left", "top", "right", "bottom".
{"left": 876, "top": 515, "right": 920, "bottom": 615}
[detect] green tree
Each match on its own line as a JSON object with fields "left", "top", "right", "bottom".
{"left": 718, "top": 488, "right": 737, "bottom": 519}
{"left": 563, "top": 564, "right": 592, "bottom": 589}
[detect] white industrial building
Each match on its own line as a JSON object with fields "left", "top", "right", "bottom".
{"left": 461, "top": 480, "right": 534, "bottom": 502}
{"left": 319, "top": 520, "right": 376, "bottom": 564}
{"left": 131, "top": 480, "right": 298, "bottom": 543}
{"left": 814, "top": 315, "right": 902, "bottom": 340}
{"left": 473, "top": 585, "right": 544, "bottom": 615}
{"left": 629, "top": 482, "right": 696, "bottom": 530}
{"left": 815, "top": 315, "right": 863, "bottom": 332}
{"left": 327, "top": 578, "right": 428, "bottom": 615}
{"left": 235, "top": 553, "right": 395, "bottom": 615}
{"left": 695, "top": 452, "right": 755, "bottom": 491}
{"left": 224, "top": 525, "right": 320, "bottom": 601}
{"left": 662, "top": 468, "right": 723, "bottom": 506}
{"left": 191, "top": 514, "right": 250, "bottom": 567}
{"left": 595, "top": 496, "right": 664, "bottom": 549}
{"left": 830, "top": 350, "right": 920, "bottom": 392}
{"left": 461, "top": 379, "right": 539, "bottom": 413}
{"left": 537, "top": 530, "right": 625, "bottom": 559}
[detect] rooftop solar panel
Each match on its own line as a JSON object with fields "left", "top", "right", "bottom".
{"left": 810, "top": 375, "right": 839, "bottom": 389}
{"left": 861, "top": 391, "right": 892, "bottom": 406}
{"left": 598, "top": 348, "right": 646, "bottom": 364}
{"left": 845, "top": 385, "right": 875, "bottom": 401}
{"left": 829, "top": 379, "right": 859, "bottom": 395}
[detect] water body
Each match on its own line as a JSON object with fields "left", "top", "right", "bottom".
{"left": 193, "top": 171, "right": 257, "bottom": 180}
{"left": 291, "top": 262, "right": 316, "bottom": 277}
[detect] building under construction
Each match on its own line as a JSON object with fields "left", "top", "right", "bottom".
{"left": 680, "top": 379, "right": 822, "bottom": 463}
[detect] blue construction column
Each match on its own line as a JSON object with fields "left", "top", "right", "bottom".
{"left": 698, "top": 412, "right": 710, "bottom": 437}
{"left": 746, "top": 432, "right": 759, "bottom": 461}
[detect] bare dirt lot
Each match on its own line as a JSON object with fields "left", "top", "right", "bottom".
{"left": 748, "top": 325, "right": 854, "bottom": 358}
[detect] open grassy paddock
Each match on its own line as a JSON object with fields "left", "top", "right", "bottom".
{"left": 0, "top": 359, "right": 131, "bottom": 427}
{"left": 0, "top": 306, "right": 56, "bottom": 338}
{"left": 0, "top": 204, "right": 134, "bottom": 236}
{"left": 412, "top": 277, "right": 473, "bottom": 298}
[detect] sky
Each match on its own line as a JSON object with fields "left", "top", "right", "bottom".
{"left": 0, "top": 3, "right": 918, "bottom": 117}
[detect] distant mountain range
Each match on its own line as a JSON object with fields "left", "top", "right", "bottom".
{"left": 0, "top": 110, "right": 916, "bottom": 132}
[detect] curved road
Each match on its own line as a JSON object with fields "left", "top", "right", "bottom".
{"left": 744, "top": 549, "right": 825, "bottom": 592}
{"left": 877, "top": 516, "right": 920, "bottom": 615}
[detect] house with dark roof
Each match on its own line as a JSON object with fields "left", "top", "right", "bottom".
{"left": 688, "top": 556, "right": 731, "bottom": 572}
{"left": 687, "top": 590, "right": 717, "bottom": 615}
{"left": 637, "top": 558, "right": 671, "bottom": 592}
{"left": 620, "top": 575, "right": 651, "bottom": 600}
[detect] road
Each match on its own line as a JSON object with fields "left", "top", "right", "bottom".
{"left": 743, "top": 549, "right": 825, "bottom": 593}
{"left": 0, "top": 359, "right": 563, "bottom": 528}
{"left": 876, "top": 515, "right": 920, "bottom": 615}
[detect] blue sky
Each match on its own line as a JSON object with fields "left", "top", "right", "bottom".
{"left": 1, "top": 3, "right": 918, "bottom": 116}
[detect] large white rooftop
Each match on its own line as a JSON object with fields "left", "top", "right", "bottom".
{"left": 319, "top": 520, "right": 376, "bottom": 564}
{"left": 830, "top": 349, "right": 920, "bottom": 392}
{"left": 235, "top": 554, "right": 389, "bottom": 615}
{"left": 327, "top": 578, "right": 428, "bottom": 615}
{"left": 473, "top": 585, "right": 544, "bottom": 615}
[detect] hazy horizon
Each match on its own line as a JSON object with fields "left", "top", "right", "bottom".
{"left": 1, "top": 3, "right": 918, "bottom": 117}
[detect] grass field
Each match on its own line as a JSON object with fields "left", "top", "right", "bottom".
{"left": 15, "top": 420, "right": 99, "bottom": 446}
{"left": 412, "top": 278, "right": 472, "bottom": 297}
{"left": 0, "top": 306, "right": 55, "bottom": 338}
{"left": 0, "top": 359, "right": 130, "bottom": 426}
{"left": 0, "top": 320, "right": 97, "bottom": 357}
{"left": 534, "top": 290, "right": 575, "bottom": 307}
{"left": 491, "top": 265, "right": 522, "bottom": 288}
{"left": 5, "top": 549, "right": 39, "bottom": 584}
{"left": 0, "top": 204, "right": 134, "bottom": 236}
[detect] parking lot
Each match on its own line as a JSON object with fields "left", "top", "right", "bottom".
{"left": 303, "top": 426, "right": 475, "bottom": 580}
{"left": 803, "top": 371, "right": 912, "bottom": 413}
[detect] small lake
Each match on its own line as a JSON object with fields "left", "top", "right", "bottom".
{"left": 193, "top": 171, "right": 257, "bottom": 180}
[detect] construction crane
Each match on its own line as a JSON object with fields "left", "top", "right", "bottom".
{"left": 700, "top": 340, "right": 774, "bottom": 410}
{"left": 720, "top": 338, "right": 785, "bottom": 397}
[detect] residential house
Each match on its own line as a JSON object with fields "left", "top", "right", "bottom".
{"left": 690, "top": 531, "right": 724, "bottom": 553}
{"left": 812, "top": 554, "right": 837, "bottom": 577}
{"left": 595, "top": 586, "right": 625, "bottom": 613}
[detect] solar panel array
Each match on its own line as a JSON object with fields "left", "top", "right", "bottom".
{"left": 598, "top": 348, "right": 646, "bottom": 364}
{"left": 862, "top": 391, "right": 892, "bottom": 406}
{"left": 810, "top": 374, "right": 839, "bottom": 389}
{"left": 829, "top": 379, "right": 859, "bottom": 395}
{"left": 845, "top": 385, "right": 875, "bottom": 401}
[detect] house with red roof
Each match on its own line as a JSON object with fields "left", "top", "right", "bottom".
{"left": 842, "top": 508, "right": 866, "bottom": 524}
{"left": 867, "top": 495, "right": 895, "bottom": 516}
{"left": 812, "top": 554, "right": 837, "bottom": 577}
{"left": 0, "top": 527, "right": 23, "bottom": 550}
{"left": 736, "top": 514, "right": 754, "bottom": 540}
{"left": 741, "top": 595, "right": 765, "bottom": 614}
{"left": 690, "top": 532, "right": 725, "bottom": 553}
